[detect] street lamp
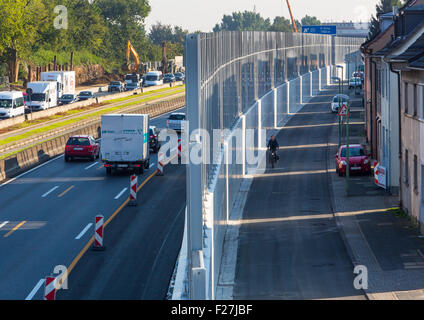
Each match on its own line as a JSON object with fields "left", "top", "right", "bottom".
{"left": 332, "top": 76, "right": 342, "bottom": 147}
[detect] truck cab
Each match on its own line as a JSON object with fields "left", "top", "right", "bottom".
{"left": 26, "top": 82, "right": 57, "bottom": 111}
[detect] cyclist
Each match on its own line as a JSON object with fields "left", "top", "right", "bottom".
{"left": 267, "top": 135, "right": 280, "bottom": 161}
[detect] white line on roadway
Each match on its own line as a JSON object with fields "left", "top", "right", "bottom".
{"left": 0, "top": 155, "right": 64, "bottom": 188}
{"left": 25, "top": 278, "right": 44, "bottom": 300}
{"left": 41, "top": 186, "right": 59, "bottom": 198}
{"left": 0, "top": 221, "right": 9, "bottom": 229}
{"left": 114, "top": 187, "right": 128, "bottom": 200}
{"left": 149, "top": 163, "right": 155, "bottom": 168}
{"left": 75, "top": 223, "right": 93, "bottom": 240}
{"left": 84, "top": 162, "right": 99, "bottom": 170}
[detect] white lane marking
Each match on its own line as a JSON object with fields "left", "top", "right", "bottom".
{"left": 25, "top": 278, "right": 44, "bottom": 300}
{"left": 41, "top": 186, "right": 59, "bottom": 198}
{"left": 114, "top": 188, "right": 128, "bottom": 200}
{"left": 84, "top": 162, "right": 98, "bottom": 170}
{"left": 149, "top": 163, "right": 154, "bottom": 168}
{"left": 75, "top": 223, "right": 93, "bottom": 240}
{"left": 0, "top": 155, "right": 64, "bottom": 188}
{"left": 0, "top": 221, "right": 9, "bottom": 229}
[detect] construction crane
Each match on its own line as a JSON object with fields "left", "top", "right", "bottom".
{"left": 285, "top": 0, "right": 298, "bottom": 33}
{"left": 122, "top": 40, "right": 140, "bottom": 73}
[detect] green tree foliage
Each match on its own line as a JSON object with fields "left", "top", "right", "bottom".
{"left": 213, "top": 11, "right": 271, "bottom": 32}
{"left": 148, "top": 23, "right": 187, "bottom": 58}
{"left": 368, "top": 0, "right": 404, "bottom": 40}
{"left": 301, "top": 15, "right": 321, "bottom": 26}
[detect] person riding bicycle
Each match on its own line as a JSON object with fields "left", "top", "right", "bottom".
{"left": 267, "top": 136, "right": 279, "bottom": 160}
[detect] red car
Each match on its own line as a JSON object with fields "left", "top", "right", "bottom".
{"left": 65, "top": 135, "right": 100, "bottom": 162}
{"left": 335, "top": 144, "right": 371, "bottom": 176}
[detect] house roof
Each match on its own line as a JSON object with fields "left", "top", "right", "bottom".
{"left": 408, "top": 55, "right": 424, "bottom": 69}
{"left": 390, "top": 32, "right": 424, "bottom": 61}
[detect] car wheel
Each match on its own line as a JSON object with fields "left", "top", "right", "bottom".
{"left": 144, "top": 159, "right": 150, "bottom": 169}
{"left": 90, "top": 155, "right": 95, "bottom": 162}
{"left": 65, "top": 156, "right": 69, "bottom": 162}
{"left": 106, "top": 167, "right": 112, "bottom": 175}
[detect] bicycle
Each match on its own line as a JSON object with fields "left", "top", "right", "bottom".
{"left": 269, "top": 148, "right": 278, "bottom": 168}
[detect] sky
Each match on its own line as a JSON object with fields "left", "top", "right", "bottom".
{"left": 145, "top": 0, "right": 380, "bottom": 33}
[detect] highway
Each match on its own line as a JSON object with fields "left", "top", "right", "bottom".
{"left": 0, "top": 107, "right": 186, "bottom": 300}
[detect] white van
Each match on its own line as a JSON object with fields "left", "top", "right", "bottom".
{"left": 144, "top": 71, "right": 163, "bottom": 87}
{"left": 26, "top": 82, "right": 58, "bottom": 111}
{"left": 0, "top": 91, "right": 25, "bottom": 119}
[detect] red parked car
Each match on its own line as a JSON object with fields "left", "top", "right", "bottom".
{"left": 65, "top": 135, "right": 100, "bottom": 162}
{"left": 335, "top": 144, "right": 371, "bottom": 176}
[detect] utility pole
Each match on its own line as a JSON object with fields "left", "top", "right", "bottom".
{"left": 345, "top": 101, "right": 350, "bottom": 196}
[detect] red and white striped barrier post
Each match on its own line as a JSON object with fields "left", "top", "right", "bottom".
{"left": 44, "top": 276, "right": 56, "bottom": 300}
{"left": 177, "top": 138, "right": 182, "bottom": 159}
{"left": 128, "top": 174, "right": 137, "bottom": 206}
{"left": 92, "top": 215, "right": 105, "bottom": 251}
{"left": 157, "top": 152, "right": 164, "bottom": 176}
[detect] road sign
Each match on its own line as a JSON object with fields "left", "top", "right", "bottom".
{"left": 374, "top": 163, "right": 387, "bottom": 189}
{"left": 337, "top": 104, "right": 350, "bottom": 117}
{"left": 302, "top": 25, "right": 337, "bottom": 35}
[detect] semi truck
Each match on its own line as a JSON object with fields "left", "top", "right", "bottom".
{"left": 40, "top": 71, "right": 75, "bottom": 99}
{"left": 101, "top": 114, "right": 150, "bottom": 175}
{"left": 26, "top": 81, "right": 57, "bottom": 111}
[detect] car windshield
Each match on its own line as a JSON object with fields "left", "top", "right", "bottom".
{"left": 67, "top": 137, "right": 90, "bottom": 146}
{"left": 169, "top": 114, "right": 185, "bottom": 120}
{"left": 165, "top": 74, "right": 173, "bottom": 77}
{"left": 341, "top": 148, "right": 365, "bottom": 157}
{"left": 79, "top": 92, "right": 92, "bottom": 96}
{"left": 146, "top": 75, "right": 159, "bottom": 81}
{"left": 30, "top": 93, "right": 46, "bottom": 101}
{"left": 333, "top": 97, "right": 348, "bottom": 103}
{"left": 111, "top": 82, "right": 120, "bottom": 85}
{"left": 0, "top": 99, "right": 12, "bottom": 108}
{"left": 175, "top": 73, "right": 182, "bottom": 76}
{"left": 61, "top": 95, "right": 74, "bottom": 100}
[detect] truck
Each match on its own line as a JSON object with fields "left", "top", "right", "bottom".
{"left": 124, "top": 73, "right": 141, "bottom": 86}
{"left": 101, "top": 114, "right": 150, "bottom": 175}
{"left": 40, "top": 71, "right": 75, "bottom": 99}
{"left": 26, "top": 81, "right": 57, "bottom": 111}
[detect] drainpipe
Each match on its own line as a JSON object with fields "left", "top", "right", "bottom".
{"left": 389, "top": 61, "right": 402, "bottom": 206}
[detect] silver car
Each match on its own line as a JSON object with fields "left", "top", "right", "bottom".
{"left": 167, "top": 113, "right": 186, "bottom": 132}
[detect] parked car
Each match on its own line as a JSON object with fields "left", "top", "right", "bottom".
{"left": 65, "top": 135, "right": 100, "bottom": 162}
{"left": 77, "top": 91, "right": 94, "bottom": 101}
{"left": 174, "top": 72, "right": 185, "bottom": 82}
{"left": 60, "top": 94, "right": 77, "bottom": 105}
{"left": 167, "top": 113, "right": 186, "bottom": 132}
{"left": 335, "top": 144, "right": 371, "bottom": 176}
{"left": 108, "top": 81, "right": 124, "bottom": 93}
{"left": 349, "top": 77, "right": 362, "bottom": 90}
{"left": 125, "top": 82, "right": 140, "bottom": 91}
{"left": 149, "top": 126, "right": 161, "bottom": 153}
{"left": 331, "top": 94, "right": 350, "bottom": 113}
{"left": 163, "top": 73, "right": 176, "bottom": 83}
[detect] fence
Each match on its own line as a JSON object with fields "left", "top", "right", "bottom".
{"left": 184, "top": 31, "right": 363, "bottom": 299}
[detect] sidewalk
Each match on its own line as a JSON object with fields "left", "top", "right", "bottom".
{"left": 327, "top": 95, "right": 424, "bottom": 300}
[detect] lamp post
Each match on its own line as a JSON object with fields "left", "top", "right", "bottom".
{"left": 332, "top": 76, "right": 342, "bottom": 147}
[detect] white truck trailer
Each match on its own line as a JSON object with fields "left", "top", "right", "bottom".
{"left": 40, "top": 71, "right": 75, "bottom": 99}
{"left": 26, "top": 81, "right": 57, "bottom": 111}
{"left": 101, "top": 114, "right": 150, "bottom": 175}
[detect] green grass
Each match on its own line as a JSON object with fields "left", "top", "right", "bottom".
{"left": 387, "top": 207, "right": 408, "bottom": 218}
{"left": 0, "top": 88, "right": 185, "bottom": 150}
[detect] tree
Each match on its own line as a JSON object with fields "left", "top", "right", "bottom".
{"left": 301, "top": 15, "right": 321, "bottom": 26}
{"left": 269, "top": 16, "right": 293, "bottom": 32}
{"left": 368, "top": 0, "right": 404, "bottom": 40}
{"left": 149, "top": 23, "right": 174, "bottom": 46}
{"left": 0, "top": 0, "right": 48, "bottom": 82}
{"left": 213, "top": 11, "right": 271, "bottom": 32}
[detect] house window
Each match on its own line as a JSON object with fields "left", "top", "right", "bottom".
{"left": 414, "top": 155, "right": 418, "bottom": 191}
{"left": 405, "top": 149, "right": 409, "bottom": 186}
{"left": 414, "top": 84, "right": 418, "bottom": 117}
{"left": 404, "top": 82, "right": 409, "bottom": 114}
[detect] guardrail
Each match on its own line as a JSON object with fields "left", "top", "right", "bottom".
{"left": 0, "top": 94, "right": 186, "bottom": 182}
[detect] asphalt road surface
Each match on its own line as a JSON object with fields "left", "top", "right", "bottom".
{"left": 233, "top": 88, "right": 366, "bottom": 300}
{"left": 0, "top": 107, "right": 186, "bottom": 300}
